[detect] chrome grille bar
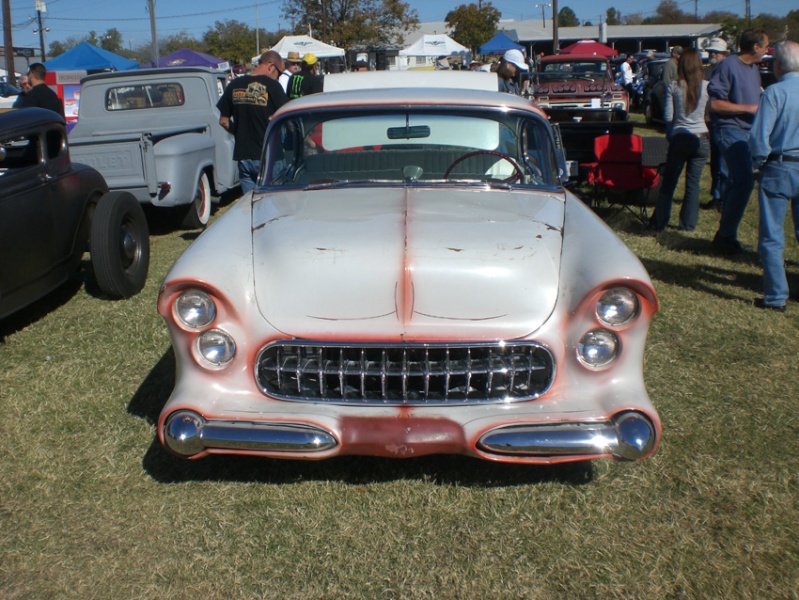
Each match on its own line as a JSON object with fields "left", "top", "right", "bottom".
{"left": 255, "top": 341, "right": 555, "bottom": 406}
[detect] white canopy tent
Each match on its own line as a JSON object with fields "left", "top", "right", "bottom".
{"left": 399, "top": 34, "right": 469, "bottom": 57}
{"left": 398, "top": 34, "right": 470, "bottom": 70}
{"left": 268, "top": 35, "right": 345, "bottom": 60}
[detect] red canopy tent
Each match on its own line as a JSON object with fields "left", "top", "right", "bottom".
{"left": 559, "top": 39, "right": 618, "bottom": 57}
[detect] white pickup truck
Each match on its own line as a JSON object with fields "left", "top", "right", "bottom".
{"left": 69, "top": 67, "right": 238, "bottom": 228}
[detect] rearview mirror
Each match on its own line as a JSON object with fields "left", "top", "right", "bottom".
{"left": 387, "top": 125, "right": 430, "bottom": 140}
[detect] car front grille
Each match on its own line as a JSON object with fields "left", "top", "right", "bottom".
{"left": 255, "top": 341, "right": 554, "bottom": 405}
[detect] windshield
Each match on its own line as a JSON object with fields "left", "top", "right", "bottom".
{"left": 538, "top": 61, "right": 609, "bottom": 81}
{"left": 261, "top": 107, "right": 560, "bottom": 189}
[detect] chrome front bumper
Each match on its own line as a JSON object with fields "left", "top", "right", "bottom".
{"left": 477, "top": 412, "right": 657, "bottom": 461}
{"left": 163, "top": 411, "right": 338, "bottom": 457}
{"left": 162, "top": 410, "right": 657, "bottom": 462}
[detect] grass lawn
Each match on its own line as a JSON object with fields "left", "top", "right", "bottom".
{"left": 2, "top": 117, "right": 798, "bottom": 598}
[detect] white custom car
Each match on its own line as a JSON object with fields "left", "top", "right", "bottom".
{"left": 157, "top": 71, "right": 661, "bottom": 465}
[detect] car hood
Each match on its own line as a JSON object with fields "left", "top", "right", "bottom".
{"left": 251, "top": 186, "right": 565, "bottom": 340}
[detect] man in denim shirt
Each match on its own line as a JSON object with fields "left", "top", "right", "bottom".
{"left": 707, "top": 29, "right": 768, "bottom": 255}
{"left": 749, "top": 41, "right": 799, "bottom": 311}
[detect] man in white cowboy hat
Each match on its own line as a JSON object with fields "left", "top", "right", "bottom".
{"left": 702, "top": 37, "right": 730, "bottom": 211}
{"left": 279, "top": 51, "right": 303, "bottom": 93}
{"left": 498, "top": 49, "right": 528, "bottom": 95}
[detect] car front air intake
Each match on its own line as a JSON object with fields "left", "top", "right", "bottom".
{"left": 255, "top": 341, "right": 554, "bottom": 405}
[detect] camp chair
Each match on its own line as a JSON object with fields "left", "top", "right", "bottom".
{"left": 581, "top": 133, "right": 661, "bottom": 222}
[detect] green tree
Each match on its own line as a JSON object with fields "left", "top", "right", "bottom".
{"left": 48, "top": 28, "right": 129, "bottom": 58}
{"left": 606, "top": 8, "right": 622, "bottom": 26}
{"left": 203, "top": 20, "right": 258, "bottom": 64}
{"left": 161, "top": 32, "right": 205, "bottom": 55}
{"left": 643, "top": 0, "right": 692, "bottom": 24}
{"left": 702, "top": 10, "right": 737, "bottom": 24}
{"left": 558, "top": 6, "right": 579, "bottom": 27}
{"left": 718, "top": 12, "right": 795, "bottom": 45}
{"left": 99, "top": 28, "right": 124, "bottom": 54}
{"left": 48, "top": 37, "right": 82, "bottom": 58}
{"left": 752, "top": 13, "right": 785, "bottom": 39}
{"left": 282, "top": 0, "right": 419, "bottom": 49}
{"left": 445, "top": 2, "right": 501, "bottom": 53}
{"left": 786, "top": 9, "right": 799, "bottom": 42}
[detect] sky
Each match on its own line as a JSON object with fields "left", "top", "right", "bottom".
{"left": 7, "top": 0, "right": 796, "bottom": 52}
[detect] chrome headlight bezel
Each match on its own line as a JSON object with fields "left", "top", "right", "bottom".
{"left": 195, "top": 328, "right": 236, "bottom": 369}
{"left": 596, "top": 287, "right": 639, "bottom": 327}
{"left": 174, "top": 290, "right": 217, "bottom": 329}
{"left": 577, "top": 328, "right": 619, "bottom": 368}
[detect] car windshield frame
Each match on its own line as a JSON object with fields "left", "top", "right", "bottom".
{"left": 260, "top": 105, "right": 562, "bottom": 191}
{"left": 537, "top": 60, "right": 610, "bottom": 81}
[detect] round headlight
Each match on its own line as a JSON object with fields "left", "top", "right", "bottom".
{"left": 596, "top": 288, "right": 639, "bottom": 326}
{"left": 175, "top": 290, "right": 216, "bottom": 329}
{"left": 577, "top": 329, "right": 619, "bottom": 368}
{"left": 196, "top": 329, "right": 236, "bottom": 368}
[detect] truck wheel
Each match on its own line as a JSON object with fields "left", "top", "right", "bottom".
{"left": 90, "top": 191, "right": 150, "bottom": 299}
{"left": 181, "top": 172, "right": 212, "bottom": 229}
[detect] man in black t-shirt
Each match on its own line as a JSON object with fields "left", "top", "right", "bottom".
{"left": 13, "top": 63, "right": 65, "bottom": 118}
{"left": 217, "top": 50, "right": 289, "bottom": 194}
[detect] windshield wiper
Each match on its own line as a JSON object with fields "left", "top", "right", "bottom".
{"left": 303, "top": 179, "right": 393, "bottom": 190}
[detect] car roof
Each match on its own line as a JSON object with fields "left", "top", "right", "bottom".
{"left": 81, "top": 67, "right": 223, "bottom": 84}
{"left": 541, "top": 54, "right": 610, "bottom": 62}
{"left": 274, "top": 80, "right": 548, "bottom": 120}
{"left": 323, "top": 70, "right": 500, "bottom": 93}
{"left": 0, "top": 107, "right": 65, "bottom": 131}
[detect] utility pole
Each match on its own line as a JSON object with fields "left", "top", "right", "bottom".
{"left": 255, "top": 0, "right": 260, "bottom": 56}
{"left": 320, "top": 0, "right": 328, "bottom": 42}
{"left": 552, "top": 0, "right": 559, "bottom": 53}
{"left": 2, "top": 0, "right": 15, "bottom": 84}
{"left": 34, "top": 1, "right": 48, "bottom": 62}
{"left": 535, "top": 3, "right": 551, "bottom": 28}
{"left": 148, "top": 0, "right": 158, "bottom": 66}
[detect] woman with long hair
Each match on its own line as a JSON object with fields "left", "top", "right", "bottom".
{"left": 648, "top": 48, "right": 710, "bottom": 231}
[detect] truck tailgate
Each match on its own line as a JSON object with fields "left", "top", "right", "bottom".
{"left": 69, "top": 134, "right": 158, "bottom": 196}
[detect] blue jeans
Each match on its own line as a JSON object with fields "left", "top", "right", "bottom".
{"left": 716, "top": 126, "right": 755, "bottom": 240}
{"left": 238, "top": 159, "right": 261, "bottom": 195}
{"left": 708, "top": 120, "right": 727, "bottom": 203}
{"left": 757, "top": 161, "right": 799, "bottom": 306}
{"left": 649, "top": 133, "right": 709, "bottom": 231}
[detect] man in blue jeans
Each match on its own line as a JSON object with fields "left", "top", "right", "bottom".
{"left": 707, "top": 28, "right": 768, "bottom": 255}
{"left": 217, "top": 50, "right": 289, "bottom": 195}
{"left": 749, "top": 41, "right": 799, "bottom": 312}
{"left": 702, "top": 38, "right": 730, "bottom": 212}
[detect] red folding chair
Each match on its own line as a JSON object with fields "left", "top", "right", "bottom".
{"left": 582, "top": 133, "right": 661, "bottom": 222}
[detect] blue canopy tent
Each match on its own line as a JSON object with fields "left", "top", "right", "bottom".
{"left": 143, "top": 48, "right": 230, "bottom": 70}
{"left": 43, "top": 42, "right": 139, "bottom": 72}
{"left": 479, "top": 31, "right": 524, "bottom": 55}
